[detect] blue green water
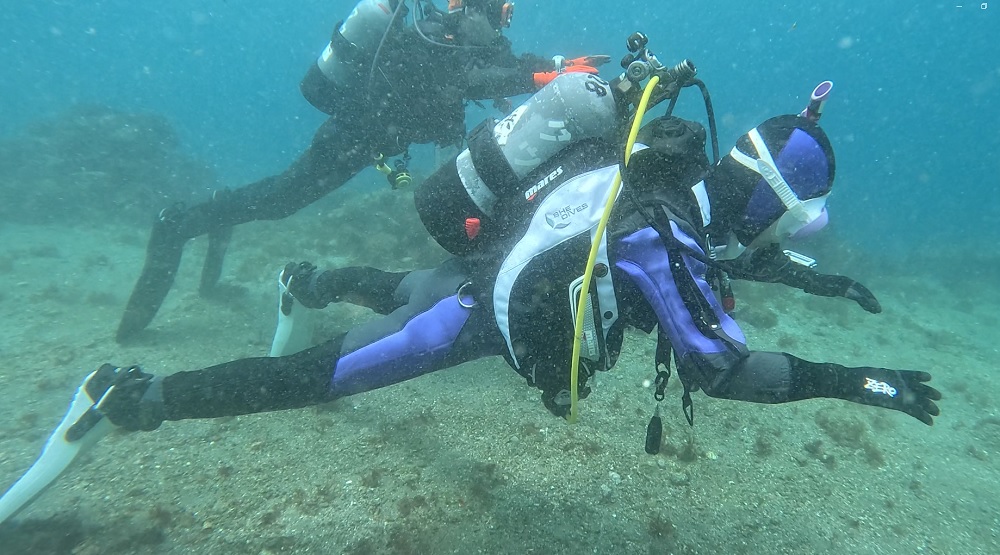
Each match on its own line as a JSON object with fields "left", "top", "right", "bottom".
{"left": 2, "top": 1, "right": 996, "bottom": 250}
{"left": 0, "top": 3, "right": 997, "bottom": 554}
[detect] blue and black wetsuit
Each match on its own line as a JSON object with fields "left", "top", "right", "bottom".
{"left": 156, "top": 258, "right": 501, "bottom": 419}
{"left": 154, "top": 162, "right": 923, "bottom": 424}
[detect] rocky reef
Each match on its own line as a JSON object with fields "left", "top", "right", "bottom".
{"left": 0, "top": 105, "right": 215, "bottom": 226}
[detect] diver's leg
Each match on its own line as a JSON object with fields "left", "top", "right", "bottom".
{"left": 310, "top": 266, "right": 412, "bottom": 315}
{"left": 116, "top": 118, "right": 373, "bottom": 342}
{"left": 157, "top": 260, "right": 500, "bottom": 420}
{"left": 270, "top": 264, "right": 411, "bottom": 357}
{"left": 115, "top": 207, "right": 189, "bottom": 342}
{"left": 199, "top": 217, "right": 232, "bottom": 296}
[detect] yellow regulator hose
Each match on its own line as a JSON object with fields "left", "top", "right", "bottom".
{"left": 568, "top": 75, "right": 661, "bottom": 423}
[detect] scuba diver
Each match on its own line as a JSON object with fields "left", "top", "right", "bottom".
{"left": 1, "top": 36, "right": 940, "bottom": 524}
{"left": 115, "top": 0, "right": 609, "bottom": 342}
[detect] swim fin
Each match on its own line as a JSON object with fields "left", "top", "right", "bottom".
{"left": 0, "top": 370, "right": 115, "bottom": 525}
{"left": 269, "top": 269, "right": 316, "bottom": 357}
{"left": 199, "top": 225, "right": 232, "bottom": 296}
{"left": 116, "top": 214, "right": 186, "bottom": 342}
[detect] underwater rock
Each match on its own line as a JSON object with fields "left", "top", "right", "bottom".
{"left": 0, "top": 104, "right": 215, "bottom": 226}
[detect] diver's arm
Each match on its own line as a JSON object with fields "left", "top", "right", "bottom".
{"left": 464, "top": 39, "right": 553, "bottom": 98}
{"left": 464, "top": 62, "right": 539, "bottom": 98}
{"left": 697, "top": 351, "right": 940, "bottom": 425}
{"left": 726, "top": 244, "right": 882, "bottom": 313}
{"left": 615, "top": 227, "right": 937, "bottom": 425}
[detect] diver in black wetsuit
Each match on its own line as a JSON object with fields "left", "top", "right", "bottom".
{"left": 116, "top": 0, "right": 607, "bottom": 342}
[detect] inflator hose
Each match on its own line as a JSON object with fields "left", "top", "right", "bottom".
{"left": 568, "top": 75, "right": 661, "bottom": 423}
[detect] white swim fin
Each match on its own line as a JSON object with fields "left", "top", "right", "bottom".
{"left": 0, "top": 369, "right": 115, "bottom": 524}
{"left": 269, "top": 270, "right": 315, "bottom": 357}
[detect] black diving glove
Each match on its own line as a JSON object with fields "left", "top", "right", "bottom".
{"left": 838, "top": 367, "right": 940, "bottom": 425}
{"left": 793, "top": 358, "right": 942, "bottom": 425}
{"left": 801, "top": 274, "right": 882, "bottom": 314}
{"left": 726, "top": 246, "right": 881, "bottom": 314}
{"left": 72, "top": 364, "right": 165, "bottom": 433}
{"left": 282, "top": 261, "right": 332, "bottom": 309}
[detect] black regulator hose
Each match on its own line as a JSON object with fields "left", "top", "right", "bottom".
{"left": 366, "top": 0, "right": 410, "bottom": 108}
{"left": 690, "top": 78, "right": 721, "bottom": 165}
{"left": 663, "top": 79, "right": 720, "bottom": 165}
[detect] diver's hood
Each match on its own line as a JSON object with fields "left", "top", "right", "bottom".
{"left": 704, "top": 115, "right": 835, "bottom": 249}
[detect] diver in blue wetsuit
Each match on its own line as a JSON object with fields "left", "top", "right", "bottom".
{"left": 0, "top": 88, "right": 943, "bottom": 523}
{"left": 81, "top": 112, "right": 940, "bottom": 430}
{"left": 1, "top": 22, "right": 946, "bottom": 522}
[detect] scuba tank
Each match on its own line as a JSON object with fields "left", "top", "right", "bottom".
{"left": 300, "top": 0, "right": 401, "bottom": 115}
{"left": 413, "top": 33, "right": 715, "bottom": 258}
{"left": 414, "top": 71, "right": 621, "bottom": 255}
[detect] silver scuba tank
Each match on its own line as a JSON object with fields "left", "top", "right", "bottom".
{"left": 414, "top": 72, "right": 621, "bottom": 255}
{"left": 317, "top": 0, "right": 395, "bottom": 84}
{"left": 463, "top": 71, "right": 620, "bottom": 215}
{"left": 301, "top": 0, "right": 397, "bottom": 114}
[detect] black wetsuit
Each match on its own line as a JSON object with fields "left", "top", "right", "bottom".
{"left": 116, "top": 18, "right": 550, "bottom": 342}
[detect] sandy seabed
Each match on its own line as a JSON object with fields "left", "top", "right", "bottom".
{"left": 0, "top": 188, "right": 997, "bottom": 555}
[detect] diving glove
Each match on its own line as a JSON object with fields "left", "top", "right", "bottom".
{"left": 835, "top": 367, "right": 941, "bottom": 426}
{"left": 802, "top": 274, "right": 882, "bottom": 314}
{"left": 563, "top": 55, "right": 612, "bottom": 69}
{"left": 728, "top": 246, "right": 882, "bottom": 314}
{"left": 532, "top": 54, "right": 609, "bottom": 88}
{"left": 796, "top": 359, "right": 942, "bottom": 426}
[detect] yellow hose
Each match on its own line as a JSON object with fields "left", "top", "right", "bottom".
{"left": 568, "top": 75, "right": 661, "bottom": 423}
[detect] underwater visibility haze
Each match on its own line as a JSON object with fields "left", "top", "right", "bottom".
{"left": 0, "top": 1, "right": 997, "bottom": 553}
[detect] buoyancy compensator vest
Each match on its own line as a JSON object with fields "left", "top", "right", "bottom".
{"left": 489, "top": 161, "right": 628, "bottom": 415}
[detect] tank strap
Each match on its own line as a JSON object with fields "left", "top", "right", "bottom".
{"left": 331, "top": 22, "right": 362, "bottom": 64}
{"left": 467, "top": 119, "right": 521, "bottom": 199}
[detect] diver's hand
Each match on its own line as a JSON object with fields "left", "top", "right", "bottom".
{"left": 533, "top": 66, "right": 599, "bottom": 88}
{"left": 565, "top": 55, "right": 611, "bottom": 68}
{"left": 533, "top": 54, "right": 608, "bottom": 88}
{"left": 802, "top": 274, "right": 882, "bottom": 314}
{"left": 282, "top": 261, "right": 329, "bottom": 309}
{"left": 841, "top": 367, "right": 941, "bottom": 426}
{"left": 843, "top": 280, "right": 881, "bottom": 314}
